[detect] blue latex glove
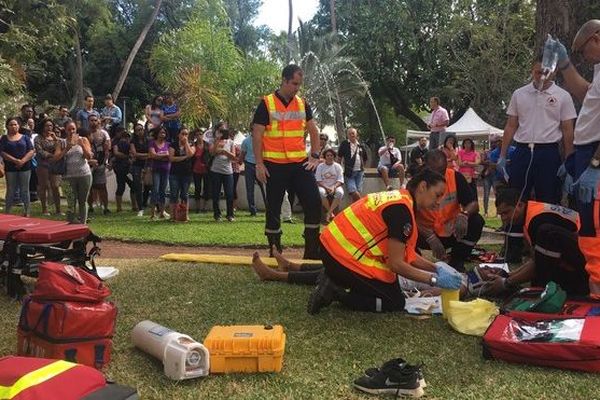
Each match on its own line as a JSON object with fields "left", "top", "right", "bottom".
{"left": 557, "top": 163, "right": 574, "bottom": 196}
{"left": 435, "top": 263, "right": 462, "bottom": 290}
{"left": 556, "top": 163, "right": 567, "bottom": 180}
{"left": 573, "top": 166, "right": 600, "bottom": 204}
{"left": 555, "top": 39, "right": 570, "bottom": 69}
{"left": 497, "top": 156, "right": 509, "bottom": 182}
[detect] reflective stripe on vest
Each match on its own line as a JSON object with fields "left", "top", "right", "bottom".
{"left": 263, "top": 93, "right": 307, "bottom": 163}
{"left": 0, "top": 360, "right": 76, "bottom": 399}
{"left": 523, "top": 201, "right": 580, "bottom": 245}
{"left": 416, "top": 169, "right": 460, "bottom": 237}
{"left": 320, "top": 190, "right": 418, "bottom": 283}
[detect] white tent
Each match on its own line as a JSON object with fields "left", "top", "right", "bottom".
{"left": 406, "top": 107, "right": 503, "bottom": 139}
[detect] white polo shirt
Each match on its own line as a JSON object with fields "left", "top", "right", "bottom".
{"left": 506, "top": 82, "right": 577, "bottom": 143}
{"left": 574, "top": 64, "right": 600, "bottom": 145}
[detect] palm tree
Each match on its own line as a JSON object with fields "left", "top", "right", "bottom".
{"left": 287, "top": 0, "right": 293, "bottom": 62}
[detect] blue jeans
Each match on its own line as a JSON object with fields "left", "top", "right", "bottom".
{"left": 482, "top": 174, "right": 495, "bottom": 214}
{"left": 169, "top": 174, "right": 191, "bottom": 203}
{"left": 508, "top": 143, "right": 561, "bottom": 204}
{"left": 211, "top": 171, "right": 234, "bottom": 219}
{"left": 244, "top": 162, "right": 266, "bottom": 215}
{"left": 345, "top": 170, "right": 364, "bottom": 194}
{"left": 5, "top": 170, "right": 31, "bottom": 215}
{"left": 152, "top": 170, "right": 169, "bottom": 206}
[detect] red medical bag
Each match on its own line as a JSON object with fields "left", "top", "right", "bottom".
{"left": 503, "top": 287, "right": 600, "bottom": 319}
{"left": 483, "top": 313, "right": 600, "bottom": 373}
{"left": 0, "top": 356, "right": 138, "bottom": 400}
{"left": 32, "top": 262, "right": 110, "bottom": 302}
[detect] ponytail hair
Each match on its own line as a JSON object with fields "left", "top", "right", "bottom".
{"left": 406, "top": 168, "right": 445, "bottom": 194}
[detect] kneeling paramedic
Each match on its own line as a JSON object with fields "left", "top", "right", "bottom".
{"left": 488, "top": 188, "right": 589, "bottom": 296}
{"left": 307, "top": 169, "right": 463, "bottom": 314}
{"left": 416, "top": 150, "right": 485, "bottom": 272}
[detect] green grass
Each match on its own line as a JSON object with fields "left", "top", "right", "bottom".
{"left": 87, "top": 211, "right": 307, "bottom": 247}
{"left": 0, "top": 260, "right": 595, "bottom": 399}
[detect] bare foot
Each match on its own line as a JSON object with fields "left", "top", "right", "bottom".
{"left": 272, "top": 246, "right": 302, "bottom": 272}
{"left": 252, "top": 252, "right": 281, "bottom": 281}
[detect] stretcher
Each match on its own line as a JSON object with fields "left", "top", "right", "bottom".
{"left": 159, "top": 253, "right": 321, "bottom": 267}
{"left": 0, "top": 215, "right": 101, "bottom": 299}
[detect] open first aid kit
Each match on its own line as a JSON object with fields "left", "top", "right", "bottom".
{"left": 483, "top": 313, "right": 600, "bottom": 373}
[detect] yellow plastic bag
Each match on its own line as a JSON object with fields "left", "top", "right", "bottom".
{"left": 446, "top": 298, "right": 499, "bottom": 336}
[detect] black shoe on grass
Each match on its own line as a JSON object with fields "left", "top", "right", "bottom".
{"left": 364, "top": 358, "right": 426, "bottom": 388}
{"left": 307, "top": 272, "right": 337, "bottom": 315}
{"left": 354, "top": 361, "right": 424, "bottom": 397}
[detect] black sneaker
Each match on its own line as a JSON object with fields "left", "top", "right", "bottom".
{"left": 364, "top": 359, "right": 426, "bottom": 388}
{"left": 354, "top": 361, "right": 424, "bottom": 397}
{"left": 307, "top": 272, "right": 338, "bottom": 315}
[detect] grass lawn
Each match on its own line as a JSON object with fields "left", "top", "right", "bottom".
{"left": 0, "top": 259, "right": 594, "bottom": 399}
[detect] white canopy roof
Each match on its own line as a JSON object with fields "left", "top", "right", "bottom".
{"left": 407, "top": 107, "right": 503, "bottom": 139}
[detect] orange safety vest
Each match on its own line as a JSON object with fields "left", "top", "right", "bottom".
{"left": 523, "top": 201, "right": 580, "bottom": 245}
{"left": 262, "top": 93, "right": 307, "bottom": 163}
{"left": 416, "top": 169, "right": 461, "bottom": 237}
{"left": 320, "top": 189, "right": 418, "bottom": 283}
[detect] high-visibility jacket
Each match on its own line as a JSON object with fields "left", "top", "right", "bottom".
{"left": 262, "top": 93, "right": 307, "bottom": 163}
{"left": 524, "top": 201, "right": 580, "bottom": 245}
{"left": 416, "top": 169, "right": 460, "bottom": 237}
{"left": 0, "top": 356, "right": 105, "bottom": 399}
{"left": 320, "top": 189, "right": 418, "bottom": 283}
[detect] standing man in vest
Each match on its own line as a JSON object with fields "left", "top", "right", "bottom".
{"left": 488, "top": 188, "right": 588, "bottom": 296}
{"left": 427, "top": 97, "right": 449, "bottom": 150}
{"left": 253, "top": 64, "right": 322, "bottom": 259}
{"left": 555, "top": 20, "right": 600, "bottom": 298}
{"left": 416, "top": 150, "right": 485, "bottom": 272}
{"left": 308, "top": 169, "right": 462, "bottom": 314}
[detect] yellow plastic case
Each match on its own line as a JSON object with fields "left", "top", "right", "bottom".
{"left": 203, "top": 325, "right": 286, "bottom": 373}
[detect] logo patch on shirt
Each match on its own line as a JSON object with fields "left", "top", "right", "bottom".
{"left": 546, "top": 96, "right": 558, "bottom": 106}
{"left": 403, "top": 223, "right": 413, "bottom": 237}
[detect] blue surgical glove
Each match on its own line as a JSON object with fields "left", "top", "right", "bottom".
{"left": 557, "top": 163, "right": 574, "bottom": 196}
{"left": 497, "top": 157, "right": 509, "bottom": 182}
{"left": 573, "top": 166, "right": 600, "bottom": 204}
{"left": 435, "top": 263, "right": 462, "bottom": 290}
{"left": 555, "top": 39, "right": 570, "bottom": 69}
{"left": 556, "top": 163, "right": 567, "bottom": 180}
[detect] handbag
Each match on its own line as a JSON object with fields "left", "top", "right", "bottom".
{"left": 49, "top": 157, "right": 67, "bottom": 175}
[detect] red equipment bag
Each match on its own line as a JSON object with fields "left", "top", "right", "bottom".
{"left": 175, "top": 202, "right": 189, "bottom": 222}
{"left": 32, "top": 262, "right": 110, "bottom": 302}
{"left": 0, "top": 356, "right": 138, "bottom": 400}
{"left": 482, "top": 313, "right": 600, "bottom": 373}
{"left": 17, "top": 329, "right": 112, "bottom": 370}
{"left": 19, "top": 297, "right": 117, "bottom": 340}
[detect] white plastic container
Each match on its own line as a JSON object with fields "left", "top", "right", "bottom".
{"left": 132, "top": 320, "right": 209, "bottom": 380}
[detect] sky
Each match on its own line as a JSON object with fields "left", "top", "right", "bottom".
{"left": 254, "top": 0, "right": 320, "bottom": 34}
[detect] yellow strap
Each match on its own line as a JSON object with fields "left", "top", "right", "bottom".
{"left": 342, "top": 207, "right": 384, "bottom": 257}
{"left": 263, "top": 150, "right": 307, "bottom": 159}
{"left": 263, "top": 129, "right": 305, "bottom": 138}
{"left": 327, "top": 220, "right": 388, "bottom": 271}
{"left": 0, "top": 360, "right": 77, "bottom": 399}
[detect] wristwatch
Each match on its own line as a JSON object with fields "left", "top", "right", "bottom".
{"left": 310, "top": 152, "right": 320, "bottom": 159}
{"left": 591, "top": 157, "right": 600, "bottom": 168}
{"left": 429, "top": 274, "right": 438, "bottom": 287}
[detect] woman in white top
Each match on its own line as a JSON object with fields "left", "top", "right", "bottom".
{"left": 315, "top": 148, "right": 344, "bottom": 222}
{"left": 144, "top": 95, "right": 164, "bottom": 131}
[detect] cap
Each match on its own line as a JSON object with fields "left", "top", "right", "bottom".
{"left": 572, "top": 19, "right": 600, "bottom": 52}
{"left": 105, "top": 93, "right": 113, "bottom": 100}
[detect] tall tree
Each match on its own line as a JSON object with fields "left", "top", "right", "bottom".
{"left": 329, "top": 0, "right": 336, "bottom": 33}
{"left": 287, "top": 0, "right": 293, "bottom": 62}
{"left": 112, "top": 0, "right": 162, "bottom": 100}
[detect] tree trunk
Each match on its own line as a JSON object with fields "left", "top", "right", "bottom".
{"left": 381, "top": 85, "right": 428, "bottom": 131}
{"left": 112, "top": 0, "right": 163, "bottom": 101}
{"left": 287, "top": 0, "right": 293, "bottom": 62}
{"left": 330, "top": 0, "right": 336, "bottom": 33}
{"left": 72, "top": 28, "right": 84, "bottom": 109}
{"left": 535, "top": 0, "right": 595, "bottom": 79}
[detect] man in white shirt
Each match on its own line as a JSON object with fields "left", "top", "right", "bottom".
{"left": 557, "top": 19, "right": 600, "bottom": 299}
{"left": 499, "top": 58, "right": 576, "bottom": 205}
{"left": 377, "top": 136, "right": 404, "bottom": 190}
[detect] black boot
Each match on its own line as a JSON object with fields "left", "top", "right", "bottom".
{"left": 267, "top": 233, "right": 282, "bottom": 257}
{"left": 303, "top": 227, "right": 320, "bottom": 260}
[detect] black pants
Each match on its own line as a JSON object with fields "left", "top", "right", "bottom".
{"left": 417, "top": 212, "right": 485, "bottom": 271}
{"left": 115, "top": 167, "right": 133, "bottom": 196}
{"left": 287, "top": 264, "right": 322, "bottom": 285}
{"left": 193, "top": 172, "right": 211, "bottom": 201}
{"left": 322, "top": 247, "right": 405, "bottom": 312}
{"left": 264, "top": 161, "right": 321, "bottom": 235}
{"left": 533, "top": 223, "right": 589, "bottom": 296}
